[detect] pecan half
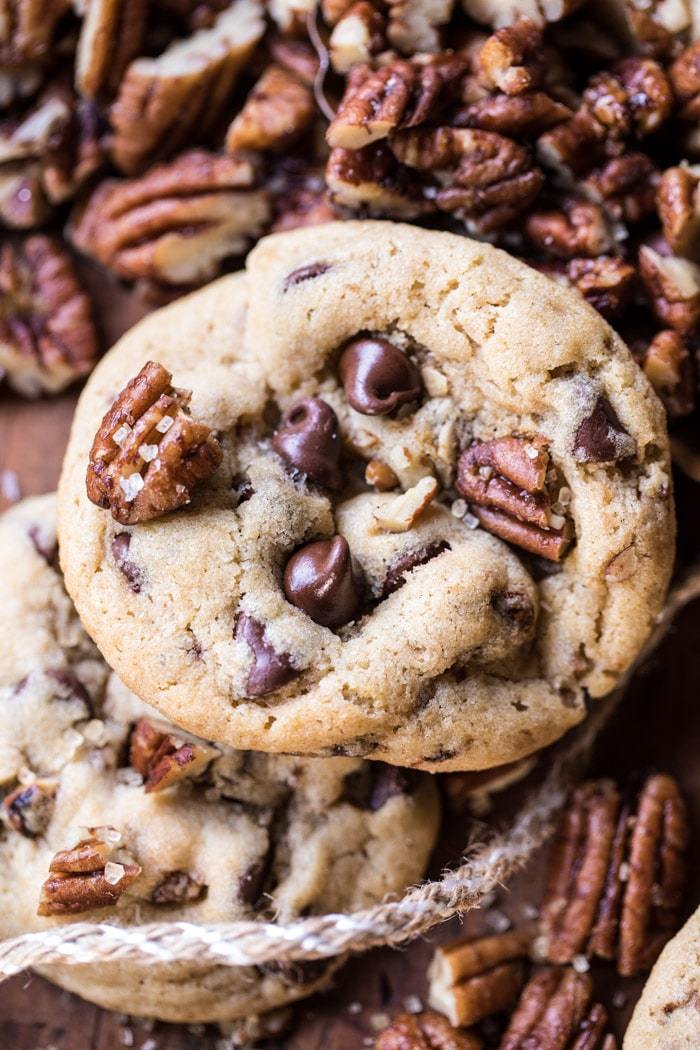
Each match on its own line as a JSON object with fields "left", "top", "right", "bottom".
{"left": 327, "top": 54, "right": 467, "bottom": 150}
{"left": 391, "top": 126, "right": 543, "bottom": 233}
{"left": 670, "top": 39, "right": 700, "bottom": 122}
{"left": 478, "top": 18, "right": 544, "bottom": 96}
{"left": 455, "top": 92, "right": 572, "bottom": 139}
{"left": 109, "top": 0, "right": 265, "bottom": 173}
{"left": 329, "top": 1, "right": 386, "bottom": 74}
{"left": 565, "top": 256, "right": 636, "bottom": 319}
{"left": 639, "top": 243, "right": 700, "bottom": 334}
{"left": 3, "top": 779, "right": 56, "bottom": 837}
{"left": 226, "top": 64, "right": 314, "bottom": 152}
{"left": 657, "top": 165, "right": 700, "bottom": 259}
{"left": 128, "top": 717, "right": 219, "bottom": 792}
{"left": 525, "top": 198, "right": 615, "bottom": 259}
{"left": 456, "top": 436, "right": 572, "bottom": 562}
{"left": 326, "top": 142, "right": 434, "bottom": 219}
{"left": 641, "top": 329, "right": 695, "bottom": 418}
{"left": 75, "top": 0, "right": 148, "bottom": 101}
{"left": 428, "top": 929, "right": 530, "bottom": 1027}
{"left": 541, "top": 775, "right": 688, "bottom": 976}
{"left": 582, "top": 58, "right": 673, "bottom": 143}
{"left": 0, "top": 236, "right": 99, "bottom": 397}
{"left": 70, "top": 150, "right": 269, "bottom": 286}
{"left": 0, "top": 0, "right": 70, "bottom": 66}
{"left": 376, "top": 1011, "right": 483, "bottom": 1050}
{"left": 86, "top": 361, "right": 223, "bottom": 524}
{"left": 499, "top": 968, "right": 616, "bottom": 1050}
{"left": 38, "top": 833, "right": 141, "bottom": 916}
{"left": 582, "top": 153, "right": 659, "bottom": 223}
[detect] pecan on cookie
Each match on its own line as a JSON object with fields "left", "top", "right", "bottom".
{"left": 38, "top": 831, "right": 141, "bottom": 916}
{"left": 128, "top": 718, "right": 219, "bottom": 792}
{"left": 86, "top": 361, "right": 223, "bottom": 524}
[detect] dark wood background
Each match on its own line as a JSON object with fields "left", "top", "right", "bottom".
{"left": 1, "top": 286, "right": 699, "bottom": 1047}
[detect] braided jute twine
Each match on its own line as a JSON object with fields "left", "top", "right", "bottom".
{"left": 1, "top": 570, "right": 699, "bottom": 981}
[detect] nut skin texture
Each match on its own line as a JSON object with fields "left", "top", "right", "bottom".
{"left": 86, "top": 360, "right": 223, "bottom": 525}
{"left": 283, "top": 535, "right": 365, "bottom": 628}
{"left": 565, "top": 257, "right": 636, "bottom": 320}
{"left": 525, "top": 199, "right": 614, "bottom": 259}
{"left": 670, "top": 40, "right": 700, "bottom": 122}
{"left": 583, "top": 58, "right": 673, "bottom": 142}
{"left": 272, "top": 397, "right": 343, "bottom": 490}
{"left": 657, "top": 166, "right": 700, "bottom": 259}
{"left": 641, "top": 330, "right": 695, "bottom": 419}
{"left": 38, "top": 834, "right": 141, "bottom": 917}
{"left": 638, "top": 245, "right": 700, "bottom": 335}
{"left": 339, "top": 336, "right": 422, "bottom": 416}
{"left": 499, "top": 967, "right": 616, "bottom": 1050}
{"left": 583, "top": 153, "right": 659, "bottom": 224}
{"left": 478, "top": 17, "right": 544, "bottom": 96}
{"left": 235, "top": 612, "right": 298, "bottom": 698}
{"left": 225, "top": 64, "right": 314, "bottom": 153}
{"left": 128, "top": 718, "right": 218, "bottom": 793}
{"left": 376, "top": 1010, "right": 483, "bottom": 1050}
{"left": 325, "top": 142, "right": 434, "bottom": 219}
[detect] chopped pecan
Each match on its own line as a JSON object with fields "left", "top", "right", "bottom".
{"left": 537, "top": 107, "right": 607, "bottom": 178}
{"left": 641, "top": 329, "right": 695, "bottom": 418}
{"left": 386, "top": 0, "right": 454, "bottom": 55}
{"left": 616, "top": 0, "right": 694, "bottom": 59}
{"left": 226, "top": 64, "right": 314, "bottom": 152}
{"left": 670, "top": 39, "right": 700, "bottom": 122}
{"left": 3, "top": 778, "right": 56, "bottom": 837}
{"left": 478, "top": 18, "right": 544, "bottom": 96}
{"left": 461, "top": 0, "right": 585, "bottom": 29}
{"left": 428, "top": 930, "right": 530, "bottom": 1027}
{"left": 0, "top": 236, "right": 99, "bottom": 397}
{"left": 75, "top": 0, "right": 148, "bottom": 101}
{"left": 456, "top": 436, "right": 572, "bottom": 562}
{"left": 583, "top": 57, "right": 673, "bottom": 142}
{"left": 541, "top": 774, "right": 688, "bottom": 976}
{"left": 657, "top": 165, "right": 700, "bottom": 258}
{"left": 109, "top": 0, "right": 265, "bottom": 173}
{"left": 639, "top": 243, "right": 700, "bottom": 334}
{"left": 373, "top": 476, "right": 438, "bottom": 532}
{"left": 583, "top": 152, "right": 659, "bottom": 223}
{"left": 86, "top": 361, "right": 223, "bottom": 524}
{"left": 70, "top": 150, "right": 269, "bottom": 286}
{"left": 499, "top": 967, "right": 616, "bottom": 1050}
{"left": 151, "top": 869, "right": 206, "bottom": 904}
{"left": 38, "top": 832, "right": 141, "bottom": 916}
{"left": 365, "top": 457, "right": 400, "bottom": 490}
{"left": 329, "top": 1, "right": 386, "bottom": 74}
{"left": 268, "top": 0, "right": 316, "bottom": 34}
{"left": 0, "top": 0, "right": 70, "bottom": 66}
{"left": 525, "top": 198, "right": 615, "bottom": 259}
{"left": 455, "top": 92, "right": 572, "bottom": 139}
{"left": 376, "top": 1011, "right": 483, "bottom": 1050}
{"left": 0, "top": 63, "right": 43, "bottom": 109}
{"left": 391, "top": 126, "right": 543, "bottom": 233}
{"left": 326, "top": 54, "right": 467, "bottom": 150}
{"left": 128, "top": 717, "right": 218, "bottom": 792}
{"left": 565, "top": 256, "right": 636, "bottom": 319}
{"left": 326, "top": 142, "right": 434, "bottom": 219}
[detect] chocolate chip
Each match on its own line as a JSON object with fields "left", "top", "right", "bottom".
{"left": 573, "top": 396, "right": 635, "bottom": 463}
{"left": 283, "top": 261, "right": 331, "bottom": 290}
{"left": 4, "top": 784, "right": 54, "bottom": 838}
{"left": 492, "top": 590, "right": 535, "bottom": 632}
{"left": 239, "top": 858, "right": 267, "bottom": 906}
{"left": 284, "top": 536, "right": 364, "bottom": 628}
{"left": 341, "top": 763, "right": 416, "bottom": 811}
{"left": 272, "top": 397, "right": 342, "bottom": 490}
{"left": 112, "top": 532, "right": 143, "bottom": 593}
{"left": 382, "top": 541, "right": 450, "bottom": 598}
{"left": 339, "top": 336, "right": 422, "bottom": 416}
{"left": 232, "top": 474, "right": 254, "bottom": 506}
{"left": 28, "top": 525, "right": 57, "bottom": 566}
{"left": 235, "top": 613, "right": 297, "bottom": 698}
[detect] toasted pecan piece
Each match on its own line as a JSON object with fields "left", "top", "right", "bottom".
{"left": 109, "top": 0, "right": 265, "bottom": 173}
{"left": 0, "top": 236, "right": 99, "bottom": 397}
{"left": 583, "top": 152, "right": 659, "bottom": 224}
{"left": 75, "top": 0, "right": 148, "bottom": 101}
{"left": 461, "top": 0, "right": 584, "bottom": 29}
{"left": 478, "top": 17, "right": 544, "bottom": 96}
{"left": 499, "top": 967, "right": 616, "bottom": 1049}
{"left": 525, "top": 198, "right": 615, "bottom": 259}
{"left": 541, "top": 774, "right": 688, "bottom": 976}
{"left": 129, "top": 717, "right": 218, "bottom": 792}
{"left": 456, "top": 436, "right": 572, "bottom": 562}
{"left": 428, "top": 930, "right": 530, "bottom": 1027}
{"left": 38, "top": 832, "right": 141, "bottom": 916}
{"left": 225, "top": 64, "right": 314, "bottom": 152}
{"left": 86, "top": 360, "right": 223, "bottom": 524}
{"left": 670, "top": 39, "right": 700, "bottom": 122}
{"left": 641, "top": 329, "right": 695, "bottom": 419}
{"left": 657, "top": 165, "right": 700, "bottom": 259}
{"left": 0, "top": 0, "right": 70, "bottom": 66}
{"left": 329, "top": 1, "right": 386, "bottom": 73}
{"left": 386, "top": 0, "right": 454, "bottom": 55}
{"left": 582, "top": 57, "right": 673, "bottom": 143}
{"left": 611, "top": 0, "right": 694, "bottom": 59}
{"left": 70, "top": 150, "right": 269, "bottom": 286}
{"left": 326, "top": 142, "right": 434, "bottom": 219}
{"left": 639, "top": 243, "right": 700, "bottom": 335}
{"left": 455, "top": 91, "right": 572, "bottom": 139}
{"left": 376, "top": 1010, "right": 483, "bottom": 1049}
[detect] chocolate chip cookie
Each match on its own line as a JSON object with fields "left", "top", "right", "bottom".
{"left": 0, "top": 494, "right": 439, "bottom": 1024}
{"left": 58, "top": 221, "right": 675, "bottom": 772}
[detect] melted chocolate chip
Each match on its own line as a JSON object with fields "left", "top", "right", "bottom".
{"left": 283, "top": 261, "right": 331, "bottom": 290}
{"left": 4, "top": 784, "right": 54, "bottom": 838}
{"left": 272, "top": 397, "right": 342, "bottom": 490}
{"left": 238, "top": 858, "right": 268, "bottom": 907}
{"left": 112, "top": 532, "right": 143, "bottom": 593}
{"left": 232, "top": 474, "right": 254, "bottom": 506}
{"left": 341, "top": 763, "right": 416, "bottom": 811}
{"left": 573, "top": 396, "right": 635, "bottom": 463}
{"left": 235, "top": 613, "right": 297, "bottom": 698}
{"left": 492, "top": 590, "right": 535, "bottom": 632}
{"left": 382, "top": 541, "right": 450, "bottom": 598}
{"left": 28, "top": 525, "right": 58, "bottom": 566}
{"left": 284, "top": 536, "right": 364, "bottom": 628}
{"left": 339, "top": 337, "right": 422, "bottom": 416}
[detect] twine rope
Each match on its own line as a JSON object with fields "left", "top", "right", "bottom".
{"left": 1, "top": 569, "right": 699, "bottom": 979}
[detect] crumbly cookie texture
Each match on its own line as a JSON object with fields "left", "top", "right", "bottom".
{"left": 625, "top": 904, "right": 700, "bottom": 1048}
{"left": 0, "top": 495, "right": 439, "bottom": 1024}
{"left": 58, "top": 221, "right": 675, "bottom": 772}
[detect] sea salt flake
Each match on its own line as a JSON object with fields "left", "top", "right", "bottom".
{"left": 155, "top": 414, "right": 174, "bottom": 434}
{"left": 119, "top": 473, "right": 144, "bottom": 501}
{"left": 112, "top": 424, "right": 132, "bottom": 447}
{"left": 104, "top": 861, "right": 125, "bottom": 885}
{"left": 138, "top": 444, "right": 158, "bottom": 463}
{"left": 450, "top": 498, "right": 467, "bottom": 518}
{"left": 572, "top": 954, "right": 590, "bottom": 973}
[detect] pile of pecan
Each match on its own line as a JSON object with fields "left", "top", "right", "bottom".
{"left": 2, "top": 0, "right": 700, "bottom": 438}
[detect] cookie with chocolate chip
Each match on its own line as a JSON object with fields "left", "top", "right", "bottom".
{"left": 0, "top": 495, "right": 438, "bottom": 1024}
{"left": 58, "top": 221, "right": 674, "bottom": 772}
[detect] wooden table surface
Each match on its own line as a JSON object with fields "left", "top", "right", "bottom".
{"left": 1, "top": 295, "right": 699, "bottom": 1048}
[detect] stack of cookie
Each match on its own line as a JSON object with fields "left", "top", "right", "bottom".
{"left": 0, "top": 221, "right": 677, "bottom": 1034}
